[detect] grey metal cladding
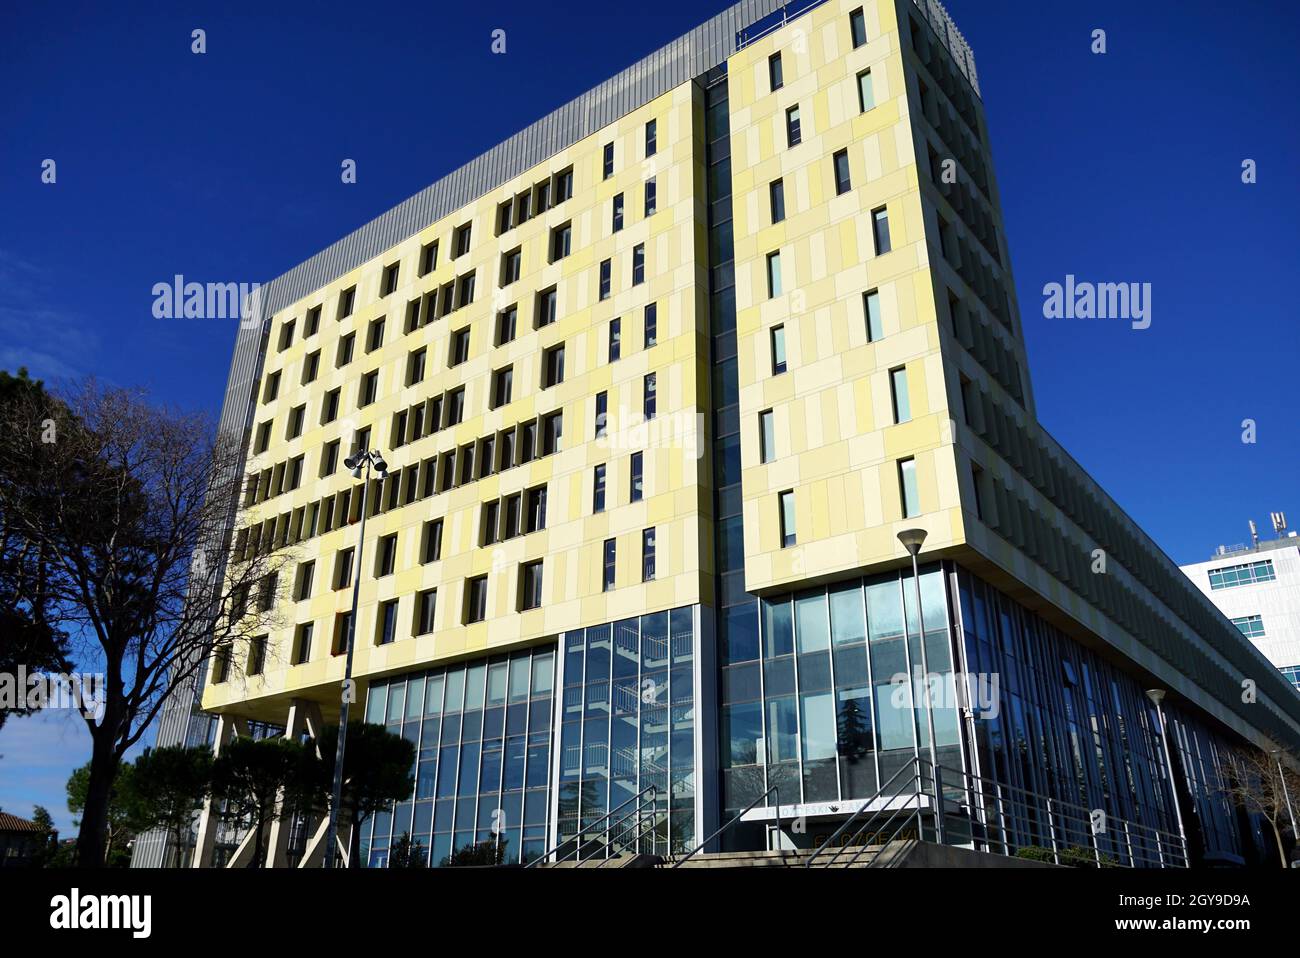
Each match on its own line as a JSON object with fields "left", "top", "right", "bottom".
{"left": 254, "top": 0, "right": 808, "bottom": 321}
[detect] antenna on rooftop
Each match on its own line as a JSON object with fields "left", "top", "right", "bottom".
{"left": 1271, "top": 511, "right": 1288, "bottom": 538}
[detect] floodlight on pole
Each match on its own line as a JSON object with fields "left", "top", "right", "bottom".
{"left": 323, "top": 448, "right": 387, "bottom": 869}
{"left": 897, "top": 527, "right": 942, "bottom": 843}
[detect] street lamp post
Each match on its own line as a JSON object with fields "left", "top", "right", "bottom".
{"left": 898, "top": 528, "right": 942, "bottom": 844}
{"left": 323, "top": 448, "right": 387, "bottom": 869}
{"left": 1145, "top": 688, "right": 1189, "bottom": 866}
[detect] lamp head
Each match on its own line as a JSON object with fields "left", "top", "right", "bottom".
{"left": 897, "top": 528, "right": 928, "bottom": 556}
{"left": 343, "top": 454, "right": 359, "bottom": 471}
{"left": 373, "top": 456, "right": 388, "bottom": 475}
{"left": 1145, "top": 688, "right": 1166, "bottom": 707}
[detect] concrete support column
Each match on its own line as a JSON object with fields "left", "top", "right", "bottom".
{"left": 191, "top": 714, "right": 248, "bottom": 868}
{"left": 266, "top": 698, "right": 324, "bottom": 867}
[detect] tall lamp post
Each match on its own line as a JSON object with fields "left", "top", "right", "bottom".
{"left": 1145, "top": 688, "right": 1189, "bottom": 866}
{"left": 323, "top": 448, "right": 387, "bottom": 869}
{"left": 898, "top": 528, "right": 942, "bottom": 843}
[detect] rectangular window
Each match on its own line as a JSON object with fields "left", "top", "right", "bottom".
{"left": 420, "top": 240, "right": 438, "bottom": 276}
{"left": 416, "top": 589, "right": 437, "bottom": 636}
{"left": 857, "top": 69, "right": 875, "bottom": 112}
{"left": 292, "top": 623, "right": 313, "bottom": 665}
{"left": 335, "top": 548, "right": 355, "bottom": 590}
{"left": 641, "top": 527, "right": 656, "bottom": 581}
{"left": 454, "top": 222, "right": 472, "bottom": 258}
{"left": 302, "top": 350, "right": 320, "bottom": 384}
{"left": 1232, "top": 614, "right": 1266, "bottom": 638}
{"left": 599, "top": 259, "right": 612, "bottom": 300}
{"left": 500, "top": 247, "right": 521, "bottom": 286}
{"left": 481, "top": 500, "right": 500, "bottom": 546}
{"left": 542, "top": 344, "right": 565, "bottom": 388}
{"left": 603, "top": 142, "right": 615, "bottom": 179}
{"left": 321, "top": 439, "right": 340, "bottom": 476}
{"left": 407, "top": 348, "right": 427, "bottom": 386}
{"left": 603, "top": 538, "right": 617, "bottom": 592}
{"left": 630, "top": 451, "right": 644, "bottom": 502}
{"left": 376, "top": 599, "right": 398, "bottom": 646}
{"left": 455, "top": 272, "right": 476, "bottom": 308}
{"left": 549, "top": 222, "right": 572, "bottom": 263}
{"left": 785, "top": 105, "right": 801, "bottom": 147}
{"left": 465, "top": 576, "right": 488, "bottom": 624}
{"left": 768, "top": 52, "right": 783, "bottom": 92}
{"left": 449, "top": 327, "right": 470, "bottom": 366}
{"left": 644, "top": 303, "right": 657, "bottom": 346}
{"left": 322, "top": 388, "right": 341, "bottom": 425}
{"left": 779, "top": 490, "right": 796, "bottom": 547}
{"left": 645, "top": 119, "right": 657, "bottom": 157}
{"left": 872, "top": 206, "right": 892, "bottom": 255}
{"left": 332, "top": 612, "right": 352, "bottom": 656}
{"left": 496, "top": 306, "right": 517, "bottom": 345}
{"left": 376, "top": 533, "right": 397, "bottom": 577}
{"left": 336, "top": 332, "right": 355, "bottom": 367}
{"left": 382, "top": 262, "right": 400, "bottom": 296}
{"left": 595, "top": 391, "right": 608, "bottom": 438}
{"left": 305, "top": 305, "right": 321, "bottom": 337}
{"left": 766, "top": 251, "right": 782, "bottom": 297}
{"left": 337, "top": 286, "right": 356, "bottom": 320}
{"left": 295, "top": 561, "right": 315, "bottom": 601}
{"left": 833, "top": 149, "right": 851, "bottom": 195}
{"left": 760, "top": 409, "right": 775, "bottom": 463}
{"left": 519, "top": 561, "right": 544, "bottom": 611}
{"left": 864, "top": 289, "right": 883, "bottom": 342}
{"left": 769, "top": 178, "right": 785, "bottom": 224}
{"left": 644, "top": 177, "right": 657, "bottom": 216}
{"left": 286, "top": 404, "right": 305, "bottom": 440}
{"left": 593, "top": 464, "right": 607, "bottom": 513}
{"left": 632, "top": 244, "right": 645, "bottom": 285}
{"left": 612, "top": 192, "right": 624, "bottom": 232}
{"left": 491, "top": 366, "right": 513, "bottom": 409}
{"left": 248, "top": 635, "right": 267, "bottom": 676}
{"left": 553, "top": 167, "right": 573, "bottom": 203}
{"left": 277, "top": 319, "right": 295, "bottom": 352}
{"left": 446, "top": 387, "right": 465, "bottom": 425}
{"left": 608, "top": 317, "right": 621, "bottom": 362}
{"left": 770, "top": 325, "right": 787, "bottom": 374}
{"left": 542, "top": 411, "right": 563, "bottom": 455}
{"left": 526, "top": 485, "right": 547, "bottom": 533}
{"left": 850, "top": 6, "right": 867, "bottom": 48}
{"left": 263, "top": 371, "right": 280, "bottom": 403}
{"left": 422, "top": 518, "right": 443, "bottom": 563}
{"left": 536, "top": 287, "right": 557, "bottom": 328}
{"left": 359, "top": 370, "right": 379, "bottom": 407}
{"left": 497, "top": 200, "right": 514, "bottom": 235}
{"left": 503, "top": 493, "right": 522, "bottom": 539}
{"left": 366, "top": 317, "right": 385, "bottom": 353}
{"left": 643, "top": 372, "right": 657, "bottom": 420}
{"left": 970, "top": 462, "right": 985, "bottom": 521}
{"left": 1208, "top": 559, "right": 1277, "bottom": 590}
{"left": 890, "top": 366, "right": 911, "bottom": 424}
{"left": 899, "top": 457, "right": 920, "bottom": 518}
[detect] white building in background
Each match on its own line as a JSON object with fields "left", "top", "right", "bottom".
{"left": 1182, "top": 513, "right": 1300, "bottom": 692}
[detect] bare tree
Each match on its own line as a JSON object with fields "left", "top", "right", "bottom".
{"left": 0, "top": 379, "right": 291, "bottom": 866}
{"left": 1220, "top": 747, "right": 1300, "bottom": 867}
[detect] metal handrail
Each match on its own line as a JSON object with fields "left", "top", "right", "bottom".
{"left": 818, "top": 760, "right": 935, "bottom": 869}
{"left": 594, "top": 802, "right": 668, "bottom": 867}
{"left": 805, "top": 757, "right": 931, "bottom": 867}
{"left": 672, "top": 785, "right": 784, "bottom": 868}
{"left": 526, "top": 785, "right": 658, "bottom": 867}
{"left": 938, "top": 762, "right": 1187, "bottom": 868}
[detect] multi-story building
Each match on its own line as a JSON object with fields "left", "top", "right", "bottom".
{"left": 1182, "top": 519, "right": 1300, "bottom": 694}
{"left": 145, "top": 0, "right": 1300, "bottom": 869}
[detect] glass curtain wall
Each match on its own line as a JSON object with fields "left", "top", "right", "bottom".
{"left": 720, "top": 565, "right": 960, "bottom": 820}
{"left": 555, "top": 605, "right": 698, "bottom": 857}
{"left": 954, "top": 566, "right": 1246, "bottom": 864}
{"left": 362, "top": 645, "right": 555, "bottom": 866}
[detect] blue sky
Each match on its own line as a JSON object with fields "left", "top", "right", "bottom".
{"left": 0, "top": 0, "right": 1295, "bottom": 834}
